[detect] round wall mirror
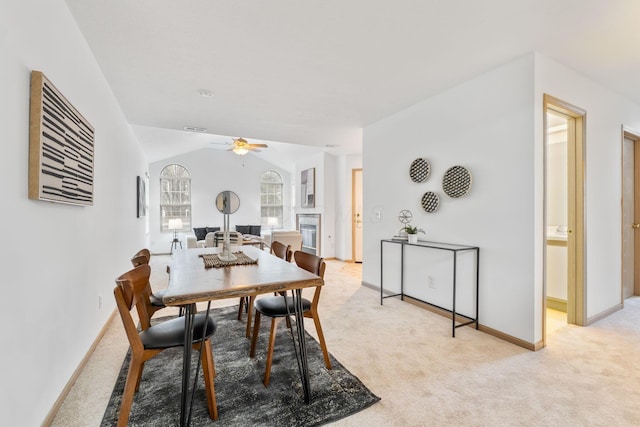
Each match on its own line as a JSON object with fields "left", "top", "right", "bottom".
{"left": 215, "top": 191, "right": 240, "bottom": 214}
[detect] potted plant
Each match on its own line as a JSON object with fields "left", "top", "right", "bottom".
{"left": 401, "top": 225, "right": 425, "bottom": 243}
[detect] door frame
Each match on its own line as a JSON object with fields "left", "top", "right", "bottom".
{"left": 621, "top": 126, "right": 640, "bottom": 300}
{"left": 543, "top": 94, "right": 587, "bottom": 345}
{"left": 351, "top": 168, "right": 363, "bottom": 263}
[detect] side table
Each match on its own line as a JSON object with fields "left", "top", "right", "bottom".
{"left": 170, "top": 238, "right": 182, "bottom": 254}
{"left": 380, "top": 238, "right": 480, "bottom": 337}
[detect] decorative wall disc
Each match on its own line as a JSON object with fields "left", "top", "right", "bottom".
{"left": 421, "top": 192, "right": 440, "bottom": 213}
{"left": 409, "top": 158, "right": 431, "bottom": 183}
{"left": 442, "top": 165, "right": 472, "bottom": 198}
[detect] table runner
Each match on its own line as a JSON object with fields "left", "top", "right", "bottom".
{"left": 199, "top": 252, "right": 258, "bottom": 268}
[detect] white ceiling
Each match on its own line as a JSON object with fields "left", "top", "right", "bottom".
{"left": 64, "top": 0, "right": 640, "bottom": 163}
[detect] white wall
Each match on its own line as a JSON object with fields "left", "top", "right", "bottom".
{"left": 294, "top": 152, "right": 338, "bottom": 258}
{"left": 322, "top": 153, "right": 337, "bottom": 258}
{"left": 147, "top": 147, "right": 356, "bottom": 259}
{"left": 0, "top": 1, "right": 148, "bottom": 424}
{"left": 534, "top": 53, "right": 640, "bottom": 332}
{"left": 363, "top": 55, "right": 537, "bottom": 342}
{"left": 148, "top": 148, "right": 291, "bottom": 254}
{"left": 364, "top": 52, "right": 640, "bottom": 346}
{"left": 336, "top": 154, "right": 363, "bottom": 260}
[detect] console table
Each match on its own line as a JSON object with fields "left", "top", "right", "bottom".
{"left": 380, "top": 239, "right": 480, "bottom": 337}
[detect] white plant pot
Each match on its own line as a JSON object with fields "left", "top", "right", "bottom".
{"left": 407, "top": 234, "right": 418, "bottom": 244}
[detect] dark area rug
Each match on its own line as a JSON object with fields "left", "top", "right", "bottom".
{"left": 101, "top": 305, "right": 380, "bottom": 426}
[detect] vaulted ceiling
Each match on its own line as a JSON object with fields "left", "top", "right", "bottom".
{"left": 65, "top": 0, "right": 640, "bottom": 162}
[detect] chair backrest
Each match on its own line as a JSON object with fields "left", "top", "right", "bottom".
{"left": 204, "top": 232, "right": 217, "bottom": 248}
{"left": 214, "top": 230, "right": 242, "bottom": 246}
{"left": 114, "top": 264, "right": 152, "bottom": 350}
{"left": 131, "top": 248, "right": 151, "bottom": 266}
{"left": 293, "top": 251, "right": 325, "bottom": 278}
{"left": 130, "top": 249, "right": 156, "bottom": 314}
{"left": 271, "top": 240, "right": 292, "bottom": 261}
{"left": 293, "top": 251, "right": 326, "bottom": 306}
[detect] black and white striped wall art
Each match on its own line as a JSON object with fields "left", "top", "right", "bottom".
{"left": 29, "top": 71, "right": 95, "bottom": 206}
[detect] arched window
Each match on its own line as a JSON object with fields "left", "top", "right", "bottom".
{"left": 260, "top": 170, "right": 283, "bottom": 228}
{"left": 160, "top": 164, "right": 191, "bottom": 231}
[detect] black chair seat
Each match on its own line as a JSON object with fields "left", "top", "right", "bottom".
{"left": 254, "top": 296, "right": 311, "bottom": 318}
{"left": 140, "top": 313, "right": 216, "bottom": 349}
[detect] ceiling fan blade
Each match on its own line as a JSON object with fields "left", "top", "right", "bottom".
{"left": 250, "top": 143, "right": 268, "bottom": 148}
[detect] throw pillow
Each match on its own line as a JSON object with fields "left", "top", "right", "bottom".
{"left": 235, "top": 225, "right": 250, "bottom": 235}
{"left": 193, "top": 227, "right": 207, "bottom": 241}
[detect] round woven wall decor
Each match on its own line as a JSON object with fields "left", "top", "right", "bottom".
{"left": 409, "top": 158, "right": 431, "bottom": 183}
{"left": 442, "top": 165, "right": 472, "bottom": 198}
{"left": 421, "top": 191, "right": 440, "bottom": 213}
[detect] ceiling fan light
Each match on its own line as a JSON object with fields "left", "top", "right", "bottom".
{"left": 232, "top": 146, "right": 249, "bottom": 155}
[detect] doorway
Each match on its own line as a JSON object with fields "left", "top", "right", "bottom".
{"left": 621, "top": 128, "right": 640, "bottom": 300}
{"left": 543, "top": 94, "right": 587, "bottom": 344}
{"left": 352, "top": 168, "right": 363, "bottom": 263}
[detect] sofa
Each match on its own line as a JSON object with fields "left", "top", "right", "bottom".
{"left": 186, "top": 226, "right": 220, "bottom": 248}
{"left": 235, "top": 225, "right": 262, "bottom": 238}
{"left": 187, "top": 225, "right": 262, "bottom": 248}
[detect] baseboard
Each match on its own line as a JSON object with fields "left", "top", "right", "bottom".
{"left": 363, "top": 283, "right": 538, "bottom": 351}
{"left": 41, "top": 309, "right": 117, "bottom": 427}
{"left": 362, "top": 281, "right": 397, "bottom": 296}
{"left": 478, "top": 324, "right": 538, "bottom": 351}
{"left": 546, "top": 296, "right": 567, "bottom": 312}
{"left": 587, "top": 303, "right": 623, "bottom": 325}
{"left": 361, "top": 281, "right": 378, "bottom": 291}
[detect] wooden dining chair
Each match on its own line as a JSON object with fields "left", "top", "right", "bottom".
{"left": 114, "top": 264, "right": 218, "bottom": 426}
{"left": 271, "top": 240, "right": 292, "bottom": 262}
{"left": 237, "top": 240, "right": 292, "bottom": 338}
{"left": 249, "top": 250, "right": 331, "bottom": 386}
{"left": 130, "top": 248, "right": 170, "bottom": 321}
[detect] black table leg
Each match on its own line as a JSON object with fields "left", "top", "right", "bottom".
{"left": 180, "top": 303, "right": 195, "bottom": 427}
{"left": 286, "top": 288, "right": 311, "bottom": 403}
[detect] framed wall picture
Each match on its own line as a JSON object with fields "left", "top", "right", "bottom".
{"left": 136, "top": 176, "right": 146, "bottom": 217}
{"left": 29, "top": 70, "right": 95, "bottom": 206}
{"left": 301, "top": 167, "right": 315, "bottom": 208}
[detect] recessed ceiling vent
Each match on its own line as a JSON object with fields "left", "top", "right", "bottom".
{"left": 183, "top": 126, "right": 207, "bottom": 133}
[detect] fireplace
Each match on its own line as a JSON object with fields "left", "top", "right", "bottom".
{"left": 296, "top": 213, "right": 321, "bottom": 256}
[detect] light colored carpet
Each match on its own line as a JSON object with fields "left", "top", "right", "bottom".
{"left": 52, "top": 255, "right": 640, "bottom": 426}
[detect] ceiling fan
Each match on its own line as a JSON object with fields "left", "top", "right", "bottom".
{"left": 228, "top": 137, "right": 268, "bottom": 155}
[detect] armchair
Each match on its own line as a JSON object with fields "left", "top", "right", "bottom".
{"left": 267, "top": 231, "right": 302, "bottom": 252}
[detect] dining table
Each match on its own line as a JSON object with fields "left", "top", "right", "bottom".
{"left": 162, "top": 245, "right": 324, "bottom": 427}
